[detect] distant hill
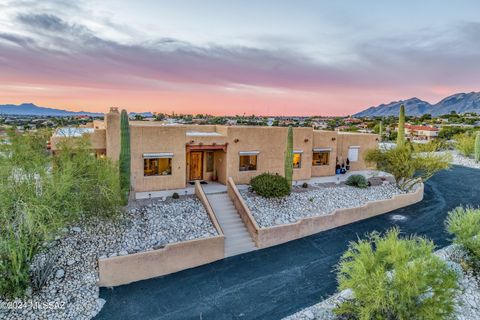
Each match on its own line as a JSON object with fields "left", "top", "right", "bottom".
{"left": 0, "top": 103, "right": 103, "bottom": 117}
{"left": 355, "top": 92, "right": 480, "bottom": 117}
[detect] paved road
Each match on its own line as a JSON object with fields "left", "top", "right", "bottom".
{"left": 97, "top": 166, "right": 480, "bottom": 320}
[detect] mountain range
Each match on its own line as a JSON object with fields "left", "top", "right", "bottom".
{"left": 0, "top": 103, "right": 103, "bottom": 117}
{"left": 354, "top": 91, "right": 480, "bottom": 117}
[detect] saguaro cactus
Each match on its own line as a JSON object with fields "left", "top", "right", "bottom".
{"left": 475, "top": 131, "right": 480, "bottom": 163}
{"left": 284, "top": 126, "right": 293, "bottom": 188}
{"left": 396, "top": 104, "right": 405, "bottom": 147}
{"left": 379, "top": 120, "right": 383, "bottom": 142}
{"left": 119, "top": 109, "right": 131, "bottom": 203}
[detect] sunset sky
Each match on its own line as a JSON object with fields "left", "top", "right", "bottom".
{"left": 0, "top": 0, "right": 479, "bottom": 116}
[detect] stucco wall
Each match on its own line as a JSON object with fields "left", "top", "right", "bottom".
{"left": 336, "top": 132, "right": 378, "bottom": 171}
{"left": 311, "top": 130, "right": 338, "bottom": 177}
{"left": 97, "top": 236, "right": 224, "bottom": 286}
{"left": 224, "top": 126, "right": 315, "bottom": 184}
{"left": 130, "top": 125, "right": 188, "bottom": 192}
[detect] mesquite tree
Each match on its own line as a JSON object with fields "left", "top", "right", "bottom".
{"left": 119, "top": 109, "right": 131, "bottom": 203}
{"left": 284, "top": 126, "right": 293, "bottom": 188}
{"left": 396, "top": 104, "right": 405, "bottom": 146}
{"left": 475, "top": 131, "right": 480, "bottom": 163}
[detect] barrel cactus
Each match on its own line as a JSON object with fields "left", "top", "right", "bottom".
{"left": 284, "top": 126, "right": 293, "bottom": 188}
{"left": 119, "top": 109, "right": 131, "bottom": 203}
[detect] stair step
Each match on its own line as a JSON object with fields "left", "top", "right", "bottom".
{"left": 206, "top": 192, "right": 257, "bottom": 257}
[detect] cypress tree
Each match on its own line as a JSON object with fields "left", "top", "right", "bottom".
{"left": 475, "top": 131, "right": 480, "bottom": 163}
{"left": 397, "top": 104, "right": 406, "bottom": 147}
{"left": 119, "top": 109, "right": 131, "bottom": 203}
{"left": 284, "top": 126, "right": 293, "bottom": 188}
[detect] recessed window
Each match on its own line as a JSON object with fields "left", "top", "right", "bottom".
{"left": 144, "top": 158, "right": 172, "bottom": 176}
{"left": 239, "top": 155, "right": 257, "bottom": 171}
{"left": 313, "top": 151, "right": 329, "bottom": 166}
{"left": 206, "top": 151, "right": 214, "bottom": 172}
{"left": 293, "top": 152, "right": 302, "bottom": 169}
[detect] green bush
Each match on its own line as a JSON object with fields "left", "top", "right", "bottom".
{"left": 365, "top": 145, "right": 450, "bottom": 191}
{"left": 250, "top": 173, "right": 291, "bottom": 198}
{"left": 345, "top": 174, "right": 368, "bottom": 188}
{"left": 446, "top": 206, "right": 480, "bottom": 262}
{"left": 335, "top": 228, "right": 458, "bottom": 320}
{"left": 454, "top": 132, "right": 475, "bottom": 157}
{"left": 0, "top": 130, "right": 122, "bottom": 298}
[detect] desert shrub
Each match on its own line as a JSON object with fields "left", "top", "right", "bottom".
{"left": 446, "top": 206, "right": 480, "bottom": 262}
{"left": 0, "top": 130, "right": 122, "bottom": 298}
{"left": 454, "top": 133, "right": 475, "bottom": 157}
{"left": 365, "top": 145, "right": 450, "bottom": 191}
{"left": 335, "top": 228, "right": 458, "bottom": 320}
{"left": 30, "top": 251, "right": 58, "bottom": 291}
{"left": 250, "top": 173, "right": 291, "bottom": 198}
{"left": 345, "top": 174, "right": 368, "bottom": 188}
{"left": 412, "top": 140, "right": 448, "bottom": 152}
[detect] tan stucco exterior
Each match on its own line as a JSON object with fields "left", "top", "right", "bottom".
{"left": 50, "top": 110, "right": 379, "bottom": 192}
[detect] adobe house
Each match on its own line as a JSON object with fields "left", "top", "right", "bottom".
{"left": 51, "top": 108, "right": 379, "bottom": 192}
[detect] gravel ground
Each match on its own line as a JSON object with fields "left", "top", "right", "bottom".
{"left": 449, "top": 151, "right": 480, "bottom": 170}
{"left": 241, "top": 183, "right": 405, "bottom": 228}
{"left": 284, "top": 244, "right": 480, "bottom": 320}
{"left": 0, "top": 195, "right": 217, "bottom": 320}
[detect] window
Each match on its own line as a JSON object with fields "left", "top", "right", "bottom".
{"left": 293, "top": 152, "right": 302, "bottom": 169}
{"left": 144, "top": 157, "right": 172, "bottom": 176}
{"left": 348, "top": 146, "right": 360, "bottom": 162}
{"left": 313, "top": 151, "right": 329, "bottom": 166}
{"left": 239, "top": 155, "right": 257, "bottom": 171}
{"left": 206, "top": 151, "right": 214, "bottom": 172}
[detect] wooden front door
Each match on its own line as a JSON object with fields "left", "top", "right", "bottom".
{"left": 189, "top": 151, "right": 203, "bottom": 180}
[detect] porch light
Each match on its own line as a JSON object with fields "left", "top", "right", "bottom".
{"left": 304, "top": 138, "right": 309, "bottom": 143}
{"left": 234, "top": 138, "right": 239, "bottom": 143}
{"left": 331, "top": 137, "right": 336, "bottom": 141}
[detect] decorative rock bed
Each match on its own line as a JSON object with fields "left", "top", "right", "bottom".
{"left": 450, "top": 151, "right": 480, "bottom": 170}
{"left": 284, "top": 244, "right": 480, "bottom": 320}
{"left": 0, "top": 195, "right": 217, "bottom": 320}
{"left": 241, "top": 182, "right": 405, "bottom": 228}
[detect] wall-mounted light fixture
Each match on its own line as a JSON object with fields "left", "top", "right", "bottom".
{"left": 304, "top": 138, "right": 309, "bottom": 143}
{"left": 234, "top": 138, "right": 239, "bottom": 143}
{"left": 331, "top": 137, "right": 336, "bottom": 141}
{"left": 189, "top": 140, "right": 194, "bottom": 144}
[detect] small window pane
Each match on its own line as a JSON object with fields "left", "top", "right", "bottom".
{"left": 313, "top": 152, "right": 329, "bottom": 166}
{"left": 206, "top": 152, "right": 214, "bottom": 172}
{"left": 144, "top": 158, "right": 172, "bottom": 176}
{"left": 239, "top": 155, "right": 257, "bottom": 171}
{"left": 293, "top": 153, "right": 302, "bottom": 169}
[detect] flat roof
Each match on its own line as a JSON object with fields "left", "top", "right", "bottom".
{"left": 53, "top": 127, "right": 94, "bottom": 137}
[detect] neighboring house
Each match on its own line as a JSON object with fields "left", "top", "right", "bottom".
{"left": 403, "top": 124, "right": 439, "bottom": 141}
{"left": 50, "top": 108, "right": 379, "bottom": 192}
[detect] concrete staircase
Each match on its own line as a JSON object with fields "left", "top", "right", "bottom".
{"left": 207, "top": 193, "right": 257, "bottom": 257}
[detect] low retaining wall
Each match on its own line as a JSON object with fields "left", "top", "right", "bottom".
{"left": 227, "top": 177, "right": 260, "bottom": 246}
{"left": 98, "top": 184, "right": 225, "bottom": 287}
{"left": 228, "top": 179, "right": 424, "bottom": 249}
